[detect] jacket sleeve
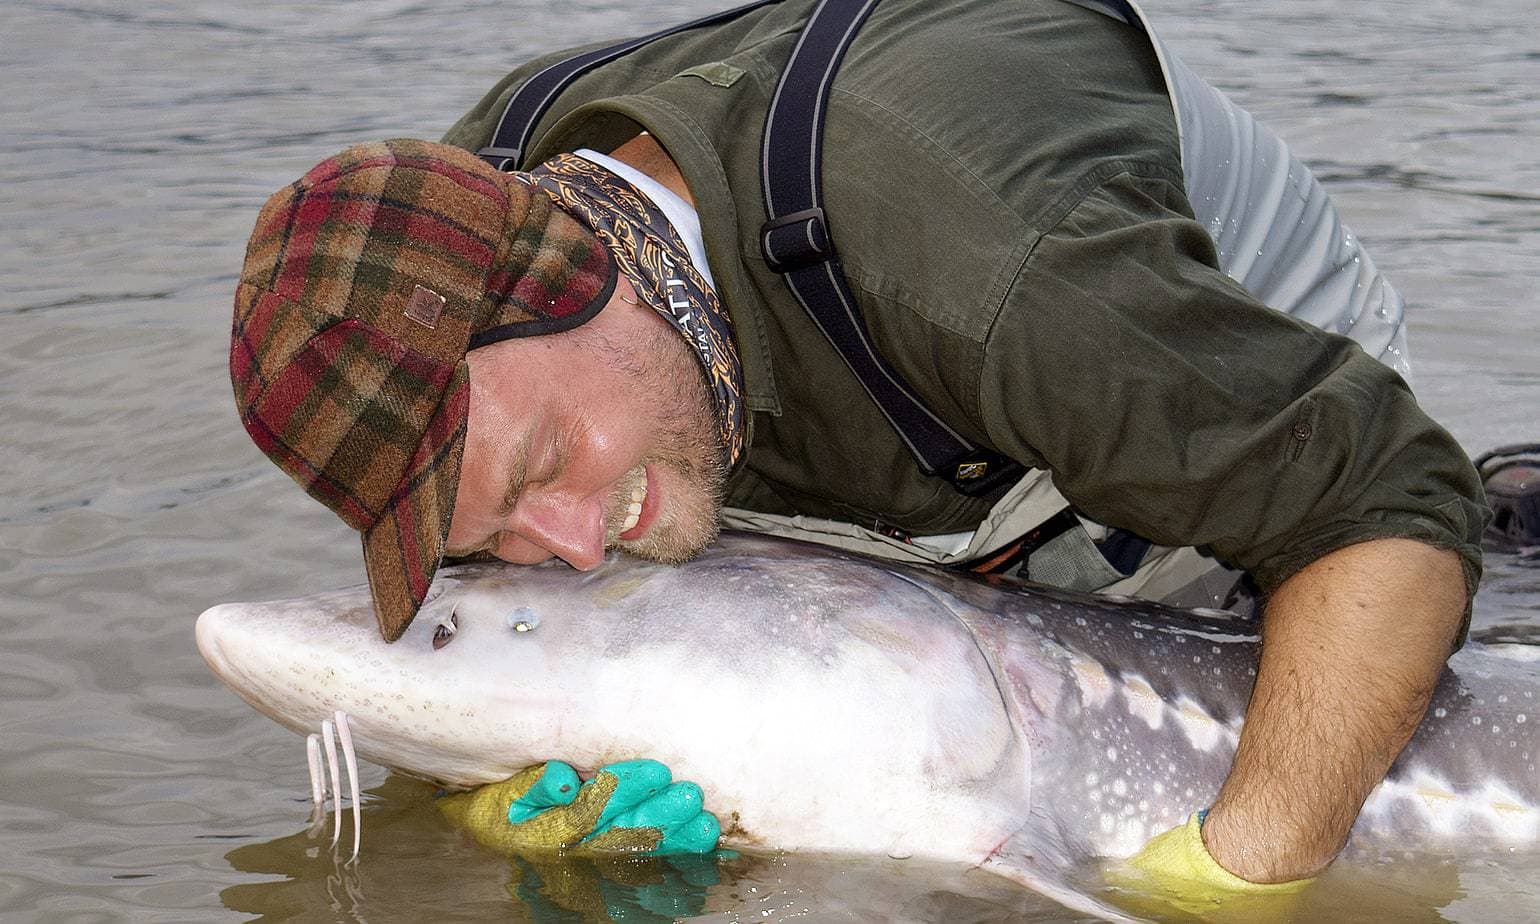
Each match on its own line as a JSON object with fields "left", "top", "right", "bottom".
{"left": 979, "top": 169, "right": 1488, "bottom": 605}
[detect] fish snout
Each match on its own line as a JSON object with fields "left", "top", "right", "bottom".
{"left": 194, "top": 602, "right": 245, "bottom": 684}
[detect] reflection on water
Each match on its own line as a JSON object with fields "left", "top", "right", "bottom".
{"left": 1, "top": 0, "right": 1537, "bottom": 920}
{"left": 221, "top": 777, "right": 1084, "bottom": 922}
{"left": 215, "top": 774, "right": 1538, "bottom": 923}
{"left": 497, "top": 852, "right": 728, "bottom": 922}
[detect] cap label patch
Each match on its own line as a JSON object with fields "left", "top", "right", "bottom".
{"left": 404, "top": 285, "right": 446, "bottom": 329}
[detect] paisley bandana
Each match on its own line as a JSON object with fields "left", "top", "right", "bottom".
{"left": 526, "top": 153, "right": 745, "bottom": 470}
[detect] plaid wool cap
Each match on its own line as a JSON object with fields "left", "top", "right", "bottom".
{"left": 230, "top": 139, "right": 617, "bottom": 642}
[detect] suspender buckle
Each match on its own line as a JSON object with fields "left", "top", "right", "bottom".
{"left": 476, "top": 146, "right": 523, "bottom": 171}
{"left": 760, "top": 207, "right": 834, "bottom": 274}
{"left": 945, "top": 450, "right": 1026, "bottom": 498}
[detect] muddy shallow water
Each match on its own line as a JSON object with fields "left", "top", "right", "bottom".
{"left": 2, "top": 0, "right": 1537, "bottom": 920}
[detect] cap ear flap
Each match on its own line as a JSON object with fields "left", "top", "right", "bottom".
{"left": 239, "top": 316, "right": 458, "bottom": 530}
{"left": 361, "top": 363, "right": 468, "bottom": 643}
{"left": 230, "top": 283, "right": 333, "bottom": 414}
{"left": 480, "top": 184, "right": 619, "bottom": 340}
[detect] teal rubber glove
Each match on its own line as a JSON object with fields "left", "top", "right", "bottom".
{"left": 1105, "top": 813, "right": 1312, "bottom": 922}
{"left": 439, "top": 759, "right": 721, "bottom": 856}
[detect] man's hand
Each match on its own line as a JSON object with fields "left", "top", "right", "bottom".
{"left": 440, "top": 759, "right": 722, "bottom": 856}
{"left": 1203, "top": 538, "right": 1467, "bottom": 881}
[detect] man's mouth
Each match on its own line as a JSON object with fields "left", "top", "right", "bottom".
{"left": 620, "top": 480, "right": 646, "bottom": 533}
{"left": 618, "top": 467, "right": 657, "bottom": 541}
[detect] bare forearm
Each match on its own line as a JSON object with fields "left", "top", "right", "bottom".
{"left": 1201, "top": 538, "right": 1467, "bottom": 882}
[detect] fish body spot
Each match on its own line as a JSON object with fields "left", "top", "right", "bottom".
{"left": 1120, "top": 675, "right": 1164, "bottom": 730}
{"left": 1071, "top": 656, "right": 1113, "bottom": 707}
{"left": 1174, "top": 698, "right": 1226, "bottom": 751}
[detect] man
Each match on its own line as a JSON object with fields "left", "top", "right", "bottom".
{"left": 229, "top": 0, "right": 1486, "bottom": 905}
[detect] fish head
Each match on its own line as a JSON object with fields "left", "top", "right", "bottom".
{"left": 197, "top": 551, "right": 798, "bottom": 787}
{"left": 195, "top": 535, "right": 1033, "bottom": 857}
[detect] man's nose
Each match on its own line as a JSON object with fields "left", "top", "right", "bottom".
{"left": 512, "top": 493, "right": 608, "bottom": 571}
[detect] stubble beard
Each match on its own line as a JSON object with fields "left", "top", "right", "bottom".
{"left": 596, "top": 323, "right": 728, "bottom": 565}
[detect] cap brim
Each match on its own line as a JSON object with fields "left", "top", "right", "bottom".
{"left": 360, "top": 369, "right": 469, "bottom": 643}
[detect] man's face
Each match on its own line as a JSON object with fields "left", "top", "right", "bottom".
{"left": 446, "top": 277, "right": 727, "bottom": 570}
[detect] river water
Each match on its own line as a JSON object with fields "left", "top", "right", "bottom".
{"left": 2, "top": 0, "right": 1536, "bottom": 921}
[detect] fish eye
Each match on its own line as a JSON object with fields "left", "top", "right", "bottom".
{"left": 507, "top": 606, "right": 539, "bottom": 633}
{"left": 432, "top": 610, "right": 458, "bottom": 650}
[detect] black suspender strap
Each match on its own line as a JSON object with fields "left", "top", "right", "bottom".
{"left": 477, "top": 0, "right": 777, "bottom": 172}
{"left": 476, "top": 0, "right": 1024, "bottom": 498}
{"left": 758, "top": 0, "right": 1024, "bottom": 497}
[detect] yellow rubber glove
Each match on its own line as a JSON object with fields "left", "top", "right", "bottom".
{"left": 1104, "top": 813, "right": 1312, "bottom": 923}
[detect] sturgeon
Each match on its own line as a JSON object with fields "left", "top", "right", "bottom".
{"left": 196, "top": 532, "right": 1540, "bottom": 919}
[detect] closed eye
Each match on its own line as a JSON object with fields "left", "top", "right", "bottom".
{"left": 518, "top": 422, "right": 576, "bottom": 497}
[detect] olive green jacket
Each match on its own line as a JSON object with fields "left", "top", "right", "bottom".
{"left": 443, "top": 0, "right": 1486, "bottom": 598}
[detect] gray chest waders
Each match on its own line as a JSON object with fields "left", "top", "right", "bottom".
{"left": 1070, "top": 0, "right": 1412, "bottom": 378}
